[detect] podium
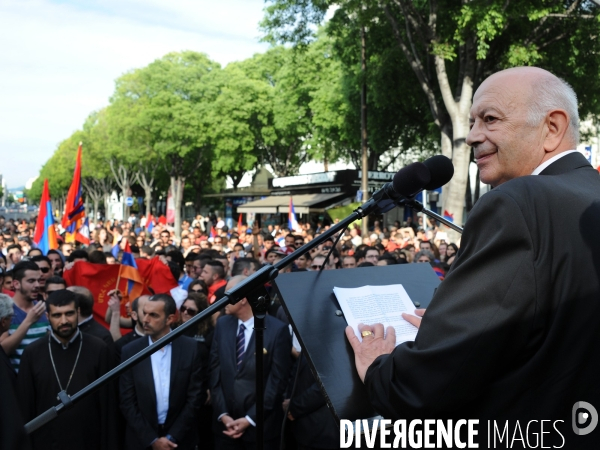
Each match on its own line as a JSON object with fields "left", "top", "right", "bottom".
{"left": 273, "top": 264, "right": 441, "bottom": 422}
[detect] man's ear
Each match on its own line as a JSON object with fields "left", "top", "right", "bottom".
{"left": 166, "top": 313, "right": 176, "bottom": 327}
{"left": 544, "top": 109, "right": 570, "bottom": 152}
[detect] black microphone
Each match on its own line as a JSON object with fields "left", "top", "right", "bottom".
{"left": 391, "top": 162, "right": 431, "bottom": 198}
{"left": 361, "top": 156, "right": 454, "bottom": 215}
{"left": 422, "top": 155, "right": 454, "bottom": 190}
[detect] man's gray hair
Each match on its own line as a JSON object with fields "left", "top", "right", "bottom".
{"left": 0, "top": 293, "right": 14, "bottom": 319}
{"left": 528, "top": 75, "right": 579, "bottom": 145}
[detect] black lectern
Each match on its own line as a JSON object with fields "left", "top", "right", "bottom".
{"left": 274, "top": 263, "right": 441, "bottom": 422}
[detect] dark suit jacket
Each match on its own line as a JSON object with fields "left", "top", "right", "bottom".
{"left": 365, "top": 152, "right": 600, "bottom": 446}
{"left": 120, "top": 335, "right": 204, "bottom": 450}
{"left": 79, "top": 317, "right": 116, "bottom": 361}
{"left": 287, "top": 355, "right": 338, "bottom": 449}
{"left": 0, "top": 346, "right": 16, "bottom": 390}
{"left": 210, "top": 314, "right": 292, "bottom": 443}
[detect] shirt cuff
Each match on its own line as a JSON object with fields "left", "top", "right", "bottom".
{"left": 245, "top": 415, "right": 256, "bottom": 427}
{"left": 218, "top": 413, "right": 229, "bottom": 422}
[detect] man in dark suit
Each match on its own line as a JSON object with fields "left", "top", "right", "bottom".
{"left": 346, "top": 67, "right": 600, "bottom": 448}
{"left": 210, "top": 275, "right": 292, "bottom": 450}
{"left": 68, "top": 285, "right": 115, "bottom": 348}
{"left": 120, "top": 293, "right": 204, "bottom": 450}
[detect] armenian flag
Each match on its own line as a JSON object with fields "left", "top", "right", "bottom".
{"left": 118, "top": 241, "right": 144, "bottom": 300}
{"left": 61, "top": 142, "right": 89, "bottom": 244}
{"left": 33, "top": 179, "right": 58, "bottom": 255}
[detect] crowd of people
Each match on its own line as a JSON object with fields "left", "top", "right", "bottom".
{"left": 0, "top": 210, "right": 458, "bottom": 450}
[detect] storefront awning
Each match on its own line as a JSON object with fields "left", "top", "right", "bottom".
{"left": 237, "top": 193, "right": 349, "bottom": 214}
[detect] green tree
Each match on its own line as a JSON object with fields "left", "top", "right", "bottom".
{"left": 205, "top": 64, "right": 272, "bottom": 188}
{"left": 262, "top": 0, "right": 600, "bottom": 236}
{"left": 108, "top": 51, "right": 220, "bottom": 237}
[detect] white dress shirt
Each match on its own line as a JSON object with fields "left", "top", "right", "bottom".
{"left": 149, "top": 336, "right": 172, "bottom": 425}
{"left": 238, "top": 316, "right": 255, "bottom": 353}
{"left": 531, "top": 150, "right": 578, "bottom": 175}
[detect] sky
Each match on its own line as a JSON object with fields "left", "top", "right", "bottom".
{"left": 0, "top": 0, "right": 272, "bottom": 188}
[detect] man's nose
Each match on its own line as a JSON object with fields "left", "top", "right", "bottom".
{"left": 466, "top": 120, "right": 483, "bottom": 147}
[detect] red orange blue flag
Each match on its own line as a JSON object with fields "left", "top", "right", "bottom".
{"left": 118, "top": 241, "right": 144, "bottom": 299}
{"left": 62, "top": 142, "right": 89, "bottom": 244}
{"left": 33, "top": 179, "right": 58, "bottom": 255}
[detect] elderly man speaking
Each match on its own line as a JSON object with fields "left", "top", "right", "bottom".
{"left": 346, "top": 67, "right": 600, "bottom": 448}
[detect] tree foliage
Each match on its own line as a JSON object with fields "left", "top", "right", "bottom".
{"left": 261, "top": 0, "right": 600, "bottom": 233}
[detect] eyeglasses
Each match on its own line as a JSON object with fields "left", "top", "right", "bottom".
{"left": 295, "top": 241, "right": 303, "bottom": 246}
{"left": 180, "top": 306, "right": 198, "bottom": 316}
{"left": 190, "top": 288, "right": 204, "bottom": 293}
{"left": 311, "top": 264, "right": 323, "bottom": 270}
{"left": 39, "top": 267, "right": 50, "bottom": 273}
{"left": 322, "top": 246, "right": 332, "bottom": 251}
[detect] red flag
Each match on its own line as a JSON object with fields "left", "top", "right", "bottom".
{"left": 62, "top": 143, "right": 87, "bottom": 243}
{"left": 135, "top": 257, "right": 179, "bottom": 295}
{"left": 237, "top": 213, "right": 242, "bottom": 230}
{"left": 63, "top": 261, "right": 151, "bottom": 330}
{"left": 210, "top": 226, "right": 217, "bottom": 238}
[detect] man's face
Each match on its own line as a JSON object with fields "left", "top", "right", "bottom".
{"left": 200, "top": 265, "right": 215, "bottom": 286}
{"left": 142, "top": 300, "right": 173, "bottom": 340}
{"left": 45, "top": 283, "right": 66, "bottom": 296}
{"left": 285, "top": 235, "right": 295, "bottom": 248}
{"left": 14, "top": 269, "right": 41, "bottom": 300}
{"left": 466, "top": 71, "right": 548, "bottom": 187}
{"left": 342, "top": 256, "right": 357, "bottom": 269}
{"left": 192, "top": 260, "right": 203, "bottom": 279}
{"left": 295, "top": 254, "right": 309, "bottom": 269}
{"left": 61, "top": 244, "right": 73, "bottom": 257}
{"left": 181, "top": 237, "right": 191, "bottom": 249}
{"left": 266, "top": 252, "right": 278, "bottom": 264}
{"left": 311, "top": 257, "right": 326, "bottom": 271}
{"left": 160, "top": 232, "right": 170, "bottom": 244}
{"left": 365, "top": 250, "right": 379, "bottom": 265}
{"left": 48, "top": 302, "right": 79, "bottom": 341}
{"left": 419, "top": 242, "right": 432, "bottom": 252}
{"left": 3, "top": 276, "right": 14, "bottom": 292}
{"left": 35, "top": 260, "right": 52, "bottom": 287}
{"left": 8, "top": 248, "right": 22, "bottom": 264}
{"left": 185, "top": 260, "right": 195, "bottom": 276}
{"left": 264, "top": 239, "right": 274, "bottom": 250}
{"left": 48, "top": 253, "right": 64, "bottom": 274}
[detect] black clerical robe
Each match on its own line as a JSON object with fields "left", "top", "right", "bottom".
{"left": 17, "top": 331, "right": 118, "bottom": 450}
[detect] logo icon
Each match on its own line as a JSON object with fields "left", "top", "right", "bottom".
{"left": 572, "top": 401, "right": 598, "bottom": 436}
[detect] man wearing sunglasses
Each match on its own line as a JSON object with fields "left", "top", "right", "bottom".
{"left": 31, "top": 255, "right": 52, "bottom": 299}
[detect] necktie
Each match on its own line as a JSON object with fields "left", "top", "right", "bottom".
{"left": 236, "top": 323, "right": 246, "bottom": 370}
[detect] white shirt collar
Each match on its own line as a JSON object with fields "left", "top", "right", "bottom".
{"left": 78, "top": 315, "right": 93, "bottom": 326}
{"left": 532, "top": 150, "right": 578, "bottom": 175}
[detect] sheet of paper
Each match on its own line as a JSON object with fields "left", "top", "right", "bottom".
{"left": 334, "top": 284, "right": 418, "bottom": 346}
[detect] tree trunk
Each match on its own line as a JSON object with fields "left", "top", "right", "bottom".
{"left": 170, "top": 176, "right": 185, "bottom": 241}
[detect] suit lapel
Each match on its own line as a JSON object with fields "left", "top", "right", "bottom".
{"left": 139, "top": 338, "right": 158, "bottom": 425}
{"left": 166, "top": 339, "right": 179, "bottom": 425}
{"left": 540, "top": 151, "right": 591, "bottom": 176}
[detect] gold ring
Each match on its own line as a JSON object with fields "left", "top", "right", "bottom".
{"left": 361, "top": 330, "right": 374, "bottom": 338}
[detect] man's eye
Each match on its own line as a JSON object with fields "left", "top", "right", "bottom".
{"left": 484, "top": 115, "right": 497, "bottom": 122}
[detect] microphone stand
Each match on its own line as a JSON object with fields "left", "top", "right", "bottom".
{"left": 403, "top": 199, "right": 464, "bottom": 234}
{"left": 24, "top": 184, "right": 460, "bottom": 449}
